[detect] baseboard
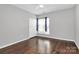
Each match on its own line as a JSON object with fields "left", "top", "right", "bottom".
{"left": 37, "top": 35, "right": 74, "bottom": 41}
{"left": 74, "top": 41, "right": 79, "bottom": 49}
{"left": 37, "top": 35, "right": 79, "bottom": 49}
{"left": 0, "top": 35, "right": 36, "bottom": 49}
{"left": 0, "top": 35, "right": 77, "bottom": 49}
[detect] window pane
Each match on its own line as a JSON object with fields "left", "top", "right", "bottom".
{"left": 37, "top": 18, "right": 49, "bottom": 34}
{"left": 38, "top": 19, "right": 45, "bottom": 33}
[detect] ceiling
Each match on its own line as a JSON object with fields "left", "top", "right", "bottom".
{"left": 14, "top": 4, "right": 75, "bottom": 15}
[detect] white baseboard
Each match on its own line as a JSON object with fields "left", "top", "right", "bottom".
{"left": 0, "top": 36, "right": 35, "bottom": 49}
{"left": 0, "top": 35, "right": 78, "bottom": 49}
{"left": 74, "top": 41, "right": 79, "bottom": 49}
{"left": 37, "top": 35, "right": 74, "bottom": 41}
{"left": 38, "top": 35, "right": 79, "bottom": 49}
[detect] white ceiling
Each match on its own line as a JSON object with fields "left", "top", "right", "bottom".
{"left": 14, "top": 4, "right": 75, "bottom": 15}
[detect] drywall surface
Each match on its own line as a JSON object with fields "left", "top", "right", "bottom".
{"left": 37, "top": 8, "right": 75, "bottom": 41}
{"left": 0, "top": 5, "right": 35, "bottom": 48}
{"left": 75, "top": 5, "right": 79, "bottom": 48}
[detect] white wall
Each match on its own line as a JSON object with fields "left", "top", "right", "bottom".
{"left": 75, "top": 5, "right": 79, "bottom": 48}
{"left": 0, "top": 5, "right": 35, "bottom": 48}
{"left": 37, "top": 8, "right": 75, "bottom": 41}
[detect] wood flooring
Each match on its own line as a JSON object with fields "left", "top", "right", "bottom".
{"left": 0, "top": 36, "right": 78, "bottom": 54}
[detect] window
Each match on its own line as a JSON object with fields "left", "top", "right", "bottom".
{"left": 36, "top": 17, "right": 49, "bottom": 34}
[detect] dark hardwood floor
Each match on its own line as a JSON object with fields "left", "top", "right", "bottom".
{"left": 0, "top": 36, "right": 79, "bottom": 54}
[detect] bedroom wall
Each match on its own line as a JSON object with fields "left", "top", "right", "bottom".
{"left": 75, "top": 5, "right": 79, "bottom": 48}
{"left": 37, "top": 8, "right": 75, "bottom": 41}
{"left": 0, "top": 5, "right": 36, "bottom": 48}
